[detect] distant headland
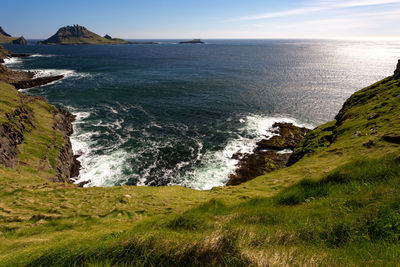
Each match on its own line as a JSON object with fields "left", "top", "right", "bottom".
{"left": 38, "top": 25, "right": 130, "bottom": 45}
{"left": 0, "top": 26, "right": 27, "bottom": 45}
{"left": 38, "top": 25, "right": 159, "bottom": 45}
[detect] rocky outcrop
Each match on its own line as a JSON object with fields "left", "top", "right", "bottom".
{"left": 11, "top": 75, "right": 64, "bottom": 89}
{"left": 12, "top": 37, "right": 27, "bottom": 45}
{"left": 0, "top": 46, "right": 63, "bottom": 88}
{"left": 0, "top": 106, "right": 35, "bottom": 168}
{"left": 227, "top": 151, "right": 290, "bottom": 186}
{"left": 256, "top": 123, "right": 310, "bottom": 150}
{"left": 53, "top": 108, "right": 81, "bottom": 182}
{"left": 0, "top": 45, "right": 11, "bottom": 62}
{"left": 227, "top": 123, "right": 310, "bottom": 186}
{"left": 0, "top": 26, "right": 11, "bottom": 37}
{"left": 0, "top": 92, "right": 80, "bottom": 182}
{"left": 394, "top": 60, "right": 400, "bottom": 79}
{"left": 104, "top": 34, "right": 112, "bottom": 40}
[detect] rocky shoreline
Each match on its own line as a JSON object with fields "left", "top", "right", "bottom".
{"left": 0, "top": 46, "right": 64, "bottom": 88}
{"left": 0, "top": 45, "right": 80, "bottom": 184}
{"left": 227, "top": 122, "right": 310, "bottom": 186}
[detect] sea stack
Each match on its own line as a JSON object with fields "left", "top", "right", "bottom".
{"left": 395, "top": 59, "right": 400, "bottom": 79}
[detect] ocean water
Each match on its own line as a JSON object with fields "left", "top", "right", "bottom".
{"left": 4, "top": 39, "right": 400, "bottom": 189}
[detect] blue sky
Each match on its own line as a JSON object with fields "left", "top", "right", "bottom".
{"left": 2, "top": 0, "right": 400, "bottom": 39}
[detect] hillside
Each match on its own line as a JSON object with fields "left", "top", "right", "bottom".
{"left": 0, "top": 54, "right": 399, "bottom": 265}
{"left": 38, "top": 25, "right": 129, "bottom": 45}
{"left": 0, "top": 26, "right": 27, "bottom": 45}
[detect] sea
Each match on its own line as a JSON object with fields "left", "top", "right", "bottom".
{"left": 3, "top": 39, "right": 400, "bottom": 189}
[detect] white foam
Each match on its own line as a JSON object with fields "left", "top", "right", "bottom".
{"left": 3, "top": 57, "right": 22, "bottom": 65}
{"left": 29, "top": 69, "right": 92, "bottom": 79}
{"left": 69, "top": 108, "right": 130, "bottom": 187}
{"left": 179, "top": 115, "right": 313, "bottom": 190}
{"left": 29, "top": 54, "right": 56, "bottom": 58}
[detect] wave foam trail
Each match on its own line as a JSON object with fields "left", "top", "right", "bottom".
{"left": 29, "top": 54, "right": 56, "bottom": 58}
{"left": 179, "top": 115, "right": 313, "bottom": 190}
{"left": 30, "top": 69, "right": 93, "bottom": 79}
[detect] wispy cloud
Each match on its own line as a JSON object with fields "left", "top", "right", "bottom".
{"left": 228, "top": 0, "right": 400, "bottom": 21}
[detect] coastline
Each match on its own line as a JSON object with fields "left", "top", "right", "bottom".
{"left": 0, "top": 45, "right": 81, "bottom": 184}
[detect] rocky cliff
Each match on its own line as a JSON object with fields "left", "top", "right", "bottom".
{"left": 395, "top": 59, "right": 400, "bottom": 79}
{"left": 0, "top": 26, "right": 27, "bottom": 45}
{"left": 227, "top": 123, "right": 310, "bottom": 185}
{"left": 0, "top": 45, "right": 80, "bottom": 183}
{"left": 0, "top": 82, "right": 80, "bottom": 183}
{"left": 0, "top": 26, "right": 11, "bottom": 37}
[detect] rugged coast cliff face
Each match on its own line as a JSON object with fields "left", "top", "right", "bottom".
{"left": 0, "top": 46, "right": 80, "bottom": 183}
{"left": 0, "top": 82, "right": 80, "bottom": 183}
{"left": 395, "top": 59, "right": 400, "bottom": 79}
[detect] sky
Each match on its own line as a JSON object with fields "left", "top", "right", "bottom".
{"left": 2, "top": 0, "right": 400, "bottom": 39}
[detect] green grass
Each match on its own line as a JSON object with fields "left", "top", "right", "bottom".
{"left": 0, "top": 74, "right": 399, "bottom": 266}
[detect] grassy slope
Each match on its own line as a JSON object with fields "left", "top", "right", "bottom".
{"left": 0, "top": 75, "right": 399, "bottom": 266}
{"left": 0, "top": 35, "right": 17, "bottom": 44}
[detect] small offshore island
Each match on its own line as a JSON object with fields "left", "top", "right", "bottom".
{"left": 38, "top": 25, "right": 157, "bottom": 45}
{"left": 0, "top": 38, "right": 400, "bottom": 266}
{"left": 179, "top": 39, "right": 205, "bottom": 44}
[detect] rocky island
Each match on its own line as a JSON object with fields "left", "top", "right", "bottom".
{"left": 179, "top": 39, "right": 205, "bottom": 44}
{"left": 0, "top": 26, "right": 27, "bottom": 45}
{"left": 38, "top": 25, "right": 130, "bottom": 45}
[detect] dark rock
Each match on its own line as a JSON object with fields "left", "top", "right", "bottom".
{"left": 52, "top": 108, "right": 81, "bottom": 182}
{"left": 53, "top": 108, "right": 76, "bottom": 136}
{"left": 104, "top": 34, "right": 112, "bottom": 40}
{"left": 0, "top": 26, "right": 11, "bottom": 37}
{"left": 382, "top": 134, "right": 400, "bottom": 144}
{"left": 11, "top": 53, "right": 30, "bottom": 57}
{"left": 363, "top": 140, "right": 375, "bottom": 148}
{"left": 11, "top": 37, "right": 27, "bottom": 45}
{"left": 0, "top": 106, "right": 35, "bottom": 168}
{"left": 227, "top": 151, "right": 290, "bottom": 186}
{"left": 257, "top": 123, "right": 310, "bottom": 150}
{"left": 77, "top": 180, "right": 91, "bottom": 187}
{"left": 11, "top": 75, "right": 64, "bottom": 89}
{"left": 394, "top": 59, "right": 400, "bottom": 79}
{"left": 227, "top": 122, "right": 310, "bottom": 186}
